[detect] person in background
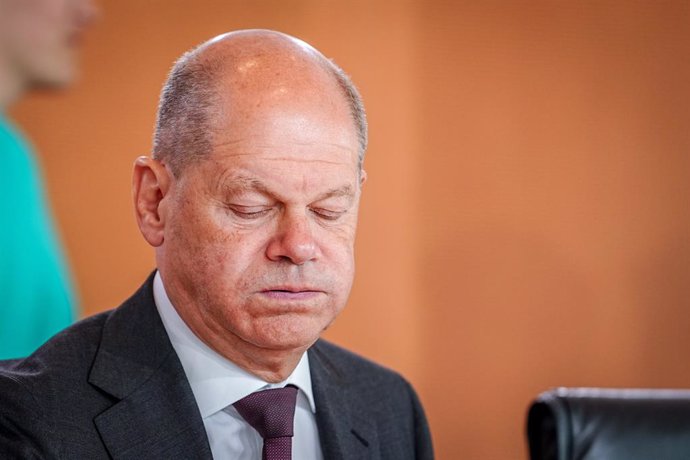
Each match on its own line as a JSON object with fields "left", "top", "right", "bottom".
{"left": 0, "top": 0, "right": 97, "bottom": 358}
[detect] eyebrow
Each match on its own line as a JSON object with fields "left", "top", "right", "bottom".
{"left": 217, "top": 175, "right": 271, "bottom": 195}
{"left": 317, "top": 184, "right": 356, "bottom": 201}
{"left": 217, "top": 174, "right": 356, "bottom": 202}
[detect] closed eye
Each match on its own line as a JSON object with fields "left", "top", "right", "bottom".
{"left": 229, "top": 205, "right": 272, "bottom": 219}
{"left": 310, "top": 207, "right": 346, "bottom": 221}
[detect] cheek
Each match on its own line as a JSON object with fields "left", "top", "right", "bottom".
{"left": 322, "top": 224, "right": 357, "bottom": 267}
{"left": 176, "top": 213, "right": 266, "bottom": 286}
{"left": 322, "top": 239, "right": 356, "bottom": 296}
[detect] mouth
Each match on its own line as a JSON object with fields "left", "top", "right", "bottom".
{"left": 259, "top": 287, "right": 324, "bottom": 301}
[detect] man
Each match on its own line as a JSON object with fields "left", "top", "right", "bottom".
{"left": 0, "top": 30, "right": 433, "bottom": 459}
{"left": 0, "top": 0, "right": 97, "bottom": 358}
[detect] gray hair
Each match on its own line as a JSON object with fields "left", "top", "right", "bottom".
{"left": 152, "top": 45, "right": 368, "bottom": 176}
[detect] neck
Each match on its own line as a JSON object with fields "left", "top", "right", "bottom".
{"left": 212, "top": 338, "right": 307, "bottom": 383}
{"left": 194, "top": 319, "right": 309, "bottom": 383}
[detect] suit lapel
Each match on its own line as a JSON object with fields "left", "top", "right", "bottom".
{"left": 309, "top": 342, "right": 379, "bottom": 460}
{"left": 88, "top": 273, "right": 212, "bottom": 459}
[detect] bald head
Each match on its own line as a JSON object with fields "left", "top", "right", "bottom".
{"left": 153, "top": 29, "right": 367, "bottom": 176}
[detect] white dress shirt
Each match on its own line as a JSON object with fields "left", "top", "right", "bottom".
{"left": 153, "top": 272, "right": 324, "bottom": 460}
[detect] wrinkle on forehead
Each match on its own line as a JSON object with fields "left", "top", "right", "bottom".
{"left": 215, "top": 156, "right": 354, "bottom": 168}
{"left": 212, "top": 139, "right": 357, "bottom": 155}
{"left": 207, "top": 136, "right": 360, "bottom": 170}
{"left": 210, "top": 169, "right": 358, "bottom": 204}
{"left": 207, "top": 151, "right": 358, "bottom": 170}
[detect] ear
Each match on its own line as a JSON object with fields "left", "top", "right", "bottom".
{"left": 359, "top": 169, "right": 368, "bottom": 187}
{"left": 132, "top": 156, "right": 171, "bottom": 247}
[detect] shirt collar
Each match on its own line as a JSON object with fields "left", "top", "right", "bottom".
{"left": 153, "top": 271, "right": 316, "bottom": 419}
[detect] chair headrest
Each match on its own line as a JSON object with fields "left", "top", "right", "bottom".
{"left": 527, "top": 388, "right": 690, "bottom": 460}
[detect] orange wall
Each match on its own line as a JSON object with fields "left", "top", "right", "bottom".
{"left": 11, "top": 1, "right": 690, "bottom": 458}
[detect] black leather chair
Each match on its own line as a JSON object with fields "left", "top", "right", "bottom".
{"left": 527, "top": 387, "right": 690, "bottom": 460}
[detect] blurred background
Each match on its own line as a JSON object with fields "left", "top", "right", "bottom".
{"left": 10, "top": 1, "right": 690, "bottom": 458}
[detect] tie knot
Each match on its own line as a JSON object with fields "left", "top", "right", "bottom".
{"left": 233, "top": 386, "right": 299, "bottom": 440}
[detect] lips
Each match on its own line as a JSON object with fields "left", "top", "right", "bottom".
{"left": 259, "top": 287, "right": 324, "bottom": 301}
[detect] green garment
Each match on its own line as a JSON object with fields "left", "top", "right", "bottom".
{"left": 0, "top": 115, "right": 76, "bottom": 359}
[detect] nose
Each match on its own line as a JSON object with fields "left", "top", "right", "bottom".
{"left": 266, "top": 210, "right": 321, "bottom": 265}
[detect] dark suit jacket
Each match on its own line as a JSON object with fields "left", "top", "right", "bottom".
{"left": 0, "top": 274, "right": 433, "bottom": 459}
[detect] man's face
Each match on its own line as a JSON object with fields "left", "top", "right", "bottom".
{"left": 0, "top": 0, "right": 96, "bottom": 89}
{"left": 159, "top": 81, "right": 363, "bottom": 354}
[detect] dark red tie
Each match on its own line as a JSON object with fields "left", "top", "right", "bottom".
{"left": 233, "top": 386, "right": 299, "bottom": 460}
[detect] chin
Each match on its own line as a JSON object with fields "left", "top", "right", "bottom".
{"left": 249, "top": 318, "right": 325, "bottom": 351}
{"left": 31, "top": 65, "right": 77, "bottom": 90}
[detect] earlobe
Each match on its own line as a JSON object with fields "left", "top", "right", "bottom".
{"left": 132, "top": 156, "right": 171, "bottom": 247}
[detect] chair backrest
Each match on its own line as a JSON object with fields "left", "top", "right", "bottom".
{"left": 527, "top": 387, "right": 690, "bottom": 460}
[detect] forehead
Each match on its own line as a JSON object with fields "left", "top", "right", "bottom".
{"left": 215, "top": 104, "right": 357, "bottom": 154}
{"left": 207, "top": 70, "right": 359, "bottom": 168}
{"left": 183, "top": 151, "right": 358, "bottom": 209}
{"left": 202, "top": 135, "right": 360, "bottom": 193}
{"left": 191, "top": 100, "right": 360, "bottom": 200}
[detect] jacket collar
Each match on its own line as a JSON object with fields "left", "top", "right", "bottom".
{"left": 88, "top": 272, "right": 213, "bottom": 459}
{"left": 309, "top": 341, "right": 379, "bottom": 460}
